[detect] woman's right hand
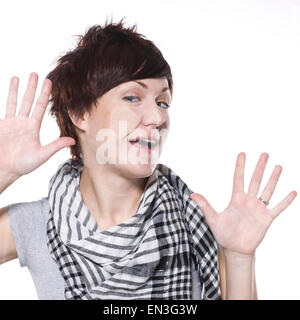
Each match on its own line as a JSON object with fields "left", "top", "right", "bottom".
{"left": 0, "top": 72, "right": 76, "bottom": 179}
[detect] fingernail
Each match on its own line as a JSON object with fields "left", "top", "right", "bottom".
{"left": 275, "top": 165, "right": 282, "bottom": 174}
{"left": 12, "top": 76, "right": 19, "bottom": 85}
{"left": 238, "top": 152, "right": 245, "bottom": 165}
{"left": 43, "top": 80, "right": 51, "bottom": 93}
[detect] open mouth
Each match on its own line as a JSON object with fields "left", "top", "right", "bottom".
{"left": 128, "top": 137, "right": 158, "bottom": 151}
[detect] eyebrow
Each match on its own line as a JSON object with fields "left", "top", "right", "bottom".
{"left": 133, "top": 80, "right": 170, "bottom": 93}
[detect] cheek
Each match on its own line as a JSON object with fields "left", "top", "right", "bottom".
{"left": 84, "top": 109, "right": 113, "bottom": 154}
{"left": 90, "top": 107, "right": 140, "bottom": 152}
{"left": 88, "top": 116, "right": 108, "bottom": 141}
{"left": 109, "top": 108, "right": 140, "bottom": 136}
{"left": 88, "top": 107, "right": 120, "bottom": 135}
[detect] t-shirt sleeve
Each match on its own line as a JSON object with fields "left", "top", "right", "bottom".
{"left": 7, "top": 197, "right": 47, "bottom": 268}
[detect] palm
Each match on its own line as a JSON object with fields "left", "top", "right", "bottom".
{"left": 211, "top": 194, "right": 272, "bottom": 255}
{"left": 190, "top": 153, "right": 297, "bottom": 255}
{"left": 0, "top": 116, "right": 44, "bottom": 175}
{"left": 0, "top": 73, "right": 75, "bottom": 178}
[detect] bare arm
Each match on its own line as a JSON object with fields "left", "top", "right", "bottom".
{"left": 0, "top": 207, "right": 17, "bottom": 264}
{"left": 218, "top": 247, "right": 258, "bottom": 300}
{"left": 0, "top": 171, "right": 22, "bottom": 265}
{"left": 0, "top": 73, "right": 75, "bottom": 265}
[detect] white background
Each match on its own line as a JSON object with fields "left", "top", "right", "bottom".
{"left": 0, "top": 0, "right": 299, "bottom": 299}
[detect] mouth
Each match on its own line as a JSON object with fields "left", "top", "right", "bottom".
{"left": 128, "top": 136, "right": 158, "bottom": 152}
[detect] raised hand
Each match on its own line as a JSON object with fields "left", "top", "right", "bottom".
{"left": 0, "top": 72, "right": 75, "bottom": 179}
{"left": 190, "top": 153, "right": 297, "bottom": 256}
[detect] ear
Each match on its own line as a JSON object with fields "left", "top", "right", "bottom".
{"left": 68, "top": 109, "right": 89, "bottom": 132}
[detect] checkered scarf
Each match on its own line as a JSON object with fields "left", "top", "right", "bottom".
{"left": 46, "top": 159, "right": 221, "bottom": 300}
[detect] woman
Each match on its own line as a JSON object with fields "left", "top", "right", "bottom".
{"left": 0, "top": 20, "right": 297, "bottom": 300}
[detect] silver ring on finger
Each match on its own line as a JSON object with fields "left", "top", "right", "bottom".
{"left": 259, "top": 196, "right": 269, "bottom": 206}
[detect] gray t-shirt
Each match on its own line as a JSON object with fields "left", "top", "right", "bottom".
{"left": 7, "top": 197, "right": 65, "bottom": 300}
{"left": 7, "top": 197, "right": 202, "bottom": 300}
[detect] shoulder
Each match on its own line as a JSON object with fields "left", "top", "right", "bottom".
{"left": 156, "top": 163, "right": 193, "bottom": 202}
{"left": 156, "top": 164, "right": 221, "bottom": 299}
{"left": 7, "top": 196, "right": 50, "bottom": 237}
{"left": 7, "top": 197, "right": 49, "bottom": 214}
{"left": 7, "top": 197, "right": 50, "bottom": 225}
{"left": 6, "top": 197, "right": 50, "bottom": 246}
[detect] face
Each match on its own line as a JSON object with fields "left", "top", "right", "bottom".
{"left": 77, "top": 77, "right": 171, "bottom": 178}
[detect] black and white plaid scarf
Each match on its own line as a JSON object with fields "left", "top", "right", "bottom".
{"left": 46, "top": 159, "right": 221, "bottom": 300}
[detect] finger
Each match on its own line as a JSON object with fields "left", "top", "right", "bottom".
{"left": 247, "top": 153, "right": 269, "bottom": 196}
{"left": 232, "top": 152, "right": 245, "bottom": 195}
{"left": 190, "top": 193, "right": 218, "bottom": 228}
{"left": 269, "top": 191, "right": 297, "bottom": 219}
{"left": 5, "top": 76, "right": 19, "bottom": 118}
{"left": 18, "top": 72, "right": 38, "bottom": 117}
{"left": 40, "top": 137, "right": 76, "bottom": 163}
{"left": 259, "top": 165, "right": 282, "bottom": 204}
{"left": 31, "top": 79, "right": 52, "bottom": 125}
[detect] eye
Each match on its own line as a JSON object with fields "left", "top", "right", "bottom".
{"left": 157, "top": 101, "right": 171, "bottom": 109}
{"left": 123, "top": 96, "right": 140, "bottom": 102}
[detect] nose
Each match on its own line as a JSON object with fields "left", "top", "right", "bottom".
{"left": 142, "top": 100, "right": 168, "bottom": 128}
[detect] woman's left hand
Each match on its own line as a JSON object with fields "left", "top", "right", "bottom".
{"left": 190, "top": 152, "right": 297, "bottom": 256}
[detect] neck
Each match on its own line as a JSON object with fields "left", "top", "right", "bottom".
{"left": 79, "top": 164, "right": 148, "bottom": 231}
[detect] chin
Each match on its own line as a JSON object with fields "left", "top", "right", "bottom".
{"left": 119, "top": 162, "right": 158, "bottom": 179}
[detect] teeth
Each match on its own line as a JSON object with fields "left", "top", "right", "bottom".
{"left": 139, "top": 139, "right": 154, "bottom": 147}
{"left": 140, "top": 139, "right": 157, "bottom": 147}
{"left": 129, "top": 137, "right": 157, "bottom": 147}
{"left": 141, "top": 139, "right": 152, "bottom": 143}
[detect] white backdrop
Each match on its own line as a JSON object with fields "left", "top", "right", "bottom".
{"left": 0, "top": 0, "right": 299, "bottom": 300}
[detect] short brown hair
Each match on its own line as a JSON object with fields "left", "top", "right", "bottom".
{"left": 47, "top": 19, "right": 173, "bottom": 162}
